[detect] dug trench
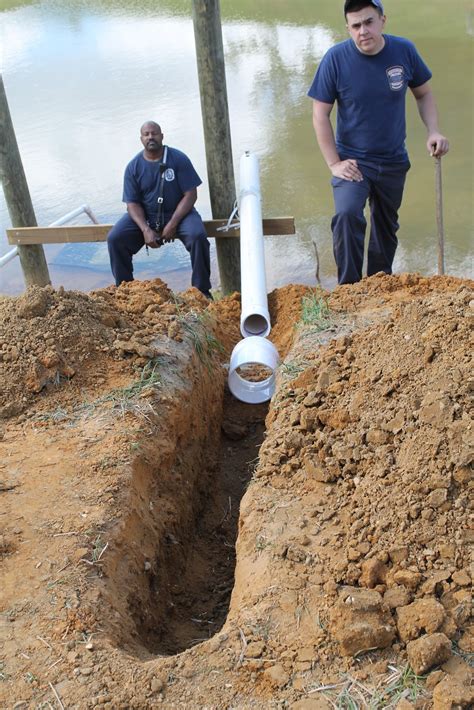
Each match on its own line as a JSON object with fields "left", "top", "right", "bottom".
{"left": 105, "top": 387, "right": 268, "bottom": 659}
{"left": 0, "top": 274, "right": 473, "bottom": 709}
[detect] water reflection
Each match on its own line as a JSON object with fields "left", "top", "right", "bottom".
{"left": 0, "top": 0, "right": 472, "bottom": 296}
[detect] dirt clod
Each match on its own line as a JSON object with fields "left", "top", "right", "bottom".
{"left": 406, "top": 632, "right": 452, "bottom": 674}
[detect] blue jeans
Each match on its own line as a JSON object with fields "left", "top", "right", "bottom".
{"left": 331, "top": 160, "right": 410, "bottom": 284}
{"left": 107, "top": 208, "right": 211, "bottom": 295}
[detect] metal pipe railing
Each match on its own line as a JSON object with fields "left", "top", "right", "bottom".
{"left": 0, "top": 204, "right": 99, "bottom": 269}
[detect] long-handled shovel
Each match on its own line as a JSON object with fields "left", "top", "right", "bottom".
{"left": 434, "top": 156, "right": 445, "bottom": 275}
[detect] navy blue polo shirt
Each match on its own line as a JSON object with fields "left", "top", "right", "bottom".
{"left": 308, "top": 35, "right": 432, "bottom": 163}
{"left": 123, "top": 146, "right": 202, "bottom": 221}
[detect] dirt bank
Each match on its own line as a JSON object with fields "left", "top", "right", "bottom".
{"left": 0, "top": 274, "right": 472, "bottom": 709}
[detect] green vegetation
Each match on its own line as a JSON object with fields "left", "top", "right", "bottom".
{"left": 298, "top": 292, "right": 332, "bottom": 331}
{"left": 91, "top": 359, "right": 161, "bottom": 413}
{"left": 279, "top": 360, "right": 306, "bottom": 378}
{"left": 178, "top": 312, "right": 224, "bottom": 371}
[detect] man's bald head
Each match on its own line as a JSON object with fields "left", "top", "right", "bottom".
{"left": 140, "top": 122, "right": 164, "bottom": 157}
{"left": 140, "top": 120, "right": 161, "bottom": 134}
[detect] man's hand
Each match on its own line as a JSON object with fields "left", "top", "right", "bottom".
{"left": 427, "top": 133, "right": 449, "bottom": 158}
{"left": 143, "top": 225, "right": 161, "bottom": 248}
{"left": 330, "top": 159, "right": 363, "bottom": 182}
{"left": 161, "top": 222, "right": 177, "bottom": 243}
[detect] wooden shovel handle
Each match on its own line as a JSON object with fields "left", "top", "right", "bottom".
{"left": 435, "top": 157, "right": 445, "bottom": 276}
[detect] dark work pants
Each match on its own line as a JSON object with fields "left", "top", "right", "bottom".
{"left": 107, "top": 209, "right": 211, "bottom": 295}
{"left": 331, "top": 160, "right": 410, "bottom": 284}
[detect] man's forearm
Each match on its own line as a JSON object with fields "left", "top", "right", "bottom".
{"left": 416, "top": 91, "right": 440, "bottom": 134}
{"left": 167, "top": 192, "right": 196, "bottom": 229}
{"left": 313, "top": 111, "right": 340, "bottom": 168}
{"left": 127, "top": 203, "right": 149, "bottom": 232}
{"left": 312, "top": 104, "right": 362, "bottom": 181}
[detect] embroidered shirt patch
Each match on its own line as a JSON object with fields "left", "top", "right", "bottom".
{"left": 164, "top": 168, "right": 175, "bottom": 181}
{"left": 386, "top": 65, "right": 405, "bottom": 91}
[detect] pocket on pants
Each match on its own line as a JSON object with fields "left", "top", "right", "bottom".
{"left": 331, "top": 176, "right": 351, "bottom": 187}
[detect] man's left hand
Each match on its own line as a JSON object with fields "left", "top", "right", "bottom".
{"left": 428, "top": 133, "right": 449, "bottom": 157}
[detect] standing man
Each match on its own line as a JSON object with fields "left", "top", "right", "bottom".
{"left": 107, "top": 121, "right": 212, "bottom": 298}
{"left": 308, "top": 0, "right": 449, "bottom": 284}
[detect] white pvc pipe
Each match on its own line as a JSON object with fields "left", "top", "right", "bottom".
{"left": 239, "top": 152, "right": 270, "bottom": 338}
{"left": 1, "top": 204, "right": 99, "bottom": 269}
{"left": 0, "top": 246, "right": 18, "bottom": 267}
{"left": 49, "top": 204, "right": 99, "bottom": 227}
{"left": 228, "top": 152, "right": 279, "bottom": 404}
{"left": 228, "top": 336, "right": 279, "bottom": 404}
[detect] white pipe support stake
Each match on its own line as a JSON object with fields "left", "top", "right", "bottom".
{"left": 228, "top": 336, "right": 279, "bottom": 404}
{"left": 239, "top": 151, "right": 270, "bottom": 338}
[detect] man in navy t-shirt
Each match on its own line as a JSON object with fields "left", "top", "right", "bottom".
{"left": 308, "top": 0, "right": 449, "bottom": 284}
{"left": 107, "top": 121, "right": 212, "bottom": 297}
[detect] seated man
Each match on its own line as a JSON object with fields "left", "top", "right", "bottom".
{"left": 107, "top": 121, "right": 212, "bottom": 298}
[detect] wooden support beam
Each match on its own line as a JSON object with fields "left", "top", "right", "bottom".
{"left": 192, "top": 0, "right": 240, "bottom": 293}
{"left": 7, "top": 217, "right": 295, "bottom": 245}
{"left": 0, "top": 74, "right": 51, "bottom": 287}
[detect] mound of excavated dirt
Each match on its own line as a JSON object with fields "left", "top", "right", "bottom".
{"left": 0, "top": 279, "right": 242, "bottom": 421}
{"left": 0, "top": 273, "right": 472, "bottom": 710}
{"left": 236, "top": 276, "right": 473, "bottom": 704}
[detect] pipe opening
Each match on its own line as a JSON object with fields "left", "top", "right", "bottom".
{"left": 228, "top": 336, "right": 279, "bottom": 404}
{"left": 236, "top": 363, "right": 274, "bottom": 381}
{"left": 241, "top": 313, "right": 270, "bottom": 337}
{"left": 229, "top": 364, "right": 276, "bottom": 405}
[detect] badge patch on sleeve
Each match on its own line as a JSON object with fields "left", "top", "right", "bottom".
{"left": 386, "top": 66, "right": 405, "bottom": 91}
{"left": 164, "top": 168, "right": 175, "bottom": 181}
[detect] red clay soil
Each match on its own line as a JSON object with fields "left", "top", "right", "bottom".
{"left": 0, "top": 274, "right": 472, "bottom": 709}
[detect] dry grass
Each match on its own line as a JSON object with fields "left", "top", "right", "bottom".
{"left": 308, "top": 664, "right": 429, "bottom": 709}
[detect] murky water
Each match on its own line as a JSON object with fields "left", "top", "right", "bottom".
{"left": 1, "top": 0, "right": 472, "bottom": 295}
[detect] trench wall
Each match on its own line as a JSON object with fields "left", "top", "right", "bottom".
{"left": 99, "top": 334, "right": 225, "bottom": 656}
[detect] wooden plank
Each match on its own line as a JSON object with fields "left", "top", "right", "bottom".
{"left": 7, "top": 217, "right": 295, "bottom": 245}
{"left": 207, "top": 217, "right": 295, "bottom": 238}
{"left": 7, "top": 225, "right": 112, "bottom": 245}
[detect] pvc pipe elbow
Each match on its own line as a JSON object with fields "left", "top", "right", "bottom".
{"left": 228, "top": 336, "right": 279, "bottom": 404}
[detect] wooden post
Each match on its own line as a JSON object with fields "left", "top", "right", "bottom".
{"left": 192, "top": 0, "right": 240, "bottom": 294}
{"left": 0, "top": 74, "right": 50, "bottom": 287}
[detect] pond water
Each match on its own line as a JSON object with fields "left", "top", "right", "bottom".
{"left": 1, "top": 0, "right": 473, "bottom": 295}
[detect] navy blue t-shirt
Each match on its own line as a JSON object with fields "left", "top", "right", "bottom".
{"left": 308, "top": 35, "right": 432, "bottom": 163}
{"left": 123, "top": 146, "right": 202, "bottom": 220}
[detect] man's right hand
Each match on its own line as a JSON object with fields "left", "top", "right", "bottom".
{"left": 143, "top": 225, "right": 162, "bottom": 248}
{"left": 330, "top": 159, "right": 363, "bottom": 182}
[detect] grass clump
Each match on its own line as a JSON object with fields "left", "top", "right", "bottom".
{"left": 280, "top": 360, "right": 307, "bottom": 379}
{"left": 299, "top": 291, "right": 332, "bottom": 331}
{"left": 179, "top": 312, "right": 224, "bottom": 371}
{"left": 309, "top": 664, "right": 429, "bottom": 709}
{"left": 82, "top": 358, "right": 162, "bottom": 419}
{"left": 33, "top": 407, "right": 71, "bottom": 424}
